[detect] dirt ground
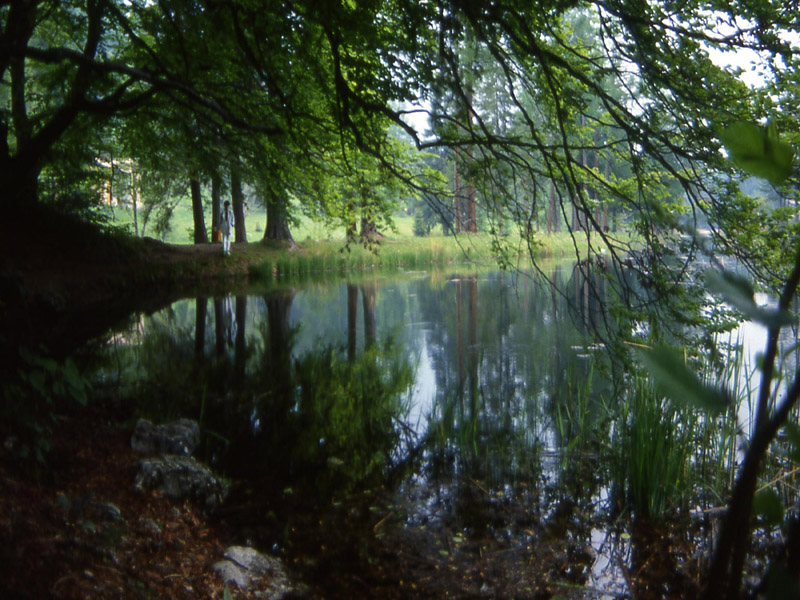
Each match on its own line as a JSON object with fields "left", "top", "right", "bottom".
{"left": 0, "top": 403, "right": 236, "bottom": 599}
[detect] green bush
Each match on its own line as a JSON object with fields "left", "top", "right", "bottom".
{"left": 1, "top": 347, "right": 90, "bottom": 463}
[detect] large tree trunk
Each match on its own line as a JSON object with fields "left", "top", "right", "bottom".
{"left": 264, "top": 189, "right": 296, "bottom": 246}
{"left": 130, "top": 170, "right": 139, "bottom": 237}
{"left": 360, "top": 216, "right": 380, "bottom": 241}
{"left": 466, "top": 180, "right": 477, "bottom": 233}
{"left": 0, "top": 163, "right": 39, "bottom": 213}
{"left": 454, "top": 148, "right": 462, "bottom": 233}
{"left": 190, "top": 176, "right": 208, "bottom": 244}
{"left": 230, "top": 161, "right": 247, "bottom": 243}
{"left": 211, "top": 170, "right": 221, "bottom": 239}
{"left": 1, "top": 0, "right": 103, "bottom": 214}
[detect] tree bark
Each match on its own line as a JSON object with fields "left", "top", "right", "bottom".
{"left": 360, "top": 216, "right": 379, "bottom": 240}
{"left": 211, "top": 170, "right": 221, "bottom": 238}
{"left": 264, "top": 189, "right": 296, "bottom": 246}
{"left": 454, "top": 148, "right": 462, "bottom": 233}
{"left": 1, "top": 0, "right": 104, "bottom": 212}
{"left": 230, "top": 161, "right": 247, "bottom": 243}
{"left": 706, "top": 250, "right": 800, "bottom": 598}
{"left": 131, "top": 170, "right": 139, "bottom": 237}
{"left": 190, "top": 176, "right": 209, "bottom": 244}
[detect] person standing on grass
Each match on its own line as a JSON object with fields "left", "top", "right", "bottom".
{"left": 221, "top": 200, "right": 235, "bottom": 255}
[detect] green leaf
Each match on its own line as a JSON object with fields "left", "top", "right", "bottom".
{"left": 705, "top": 269, "right": 795, "bottom": 328}
{"left": 224, "top": 585, "right": 234, "bottom": 600}
{"left": 753, "top": 487, "right": 784, "bottom": 527}
{"left": 63, "top": 359, "right": 88, "bottom": 406}
{"left": 719, "top": 121, "right": 794, "bottom": 185}
{"left": 638, "top": 345, "right": 727, "bottom": 414}
{"left": 27, "top": 370, "right": 47, "bottom": 396}
{"left": 720, "top": 122, "right": 764, "bottom": 162}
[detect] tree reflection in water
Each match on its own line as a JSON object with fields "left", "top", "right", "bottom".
{"left": 90, "top": 267, "right": 730, "bottom": 597}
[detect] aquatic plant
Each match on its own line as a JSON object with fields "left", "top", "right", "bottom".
{"left": 248, "top": 236, "right": 572, "bottom": 281}
{"left": 552, "top": 361, "right": 598, "bottom": 469}
{"left": 612, "top": 379, "right": 696, "bottom": 519}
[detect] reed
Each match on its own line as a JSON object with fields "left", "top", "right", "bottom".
{"left": 690, "top": 342, "right": 752, "bottom": 507}
{"left": 552, "top": 361, "right": 597, "bottom": 469}
{"left": 249, "top": 234, "right": 580, "bottom": 281}
{"left": 612, "top": 378, "right": 697, "bottom": 519}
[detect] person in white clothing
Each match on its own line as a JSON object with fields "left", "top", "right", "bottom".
{"left": 220, "top": 200, "right": 234, "bottom": 255}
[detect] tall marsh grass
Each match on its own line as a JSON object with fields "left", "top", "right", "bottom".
{"left": 612, "top": 379, "right": 698, "bottom": 519}
{"left": 249, "top": 236, "right": 506, "bottom": 280}
{"left": 610, "top": 341, "right": 761, "bottom": 519}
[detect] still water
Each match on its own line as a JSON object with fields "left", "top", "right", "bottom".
{"left": 91, "top": 263, "right": 731, "bottom": 597}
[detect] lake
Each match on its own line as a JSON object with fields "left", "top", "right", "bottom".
{"left": 82, "top": 261, "right": 791, "bottom": 598}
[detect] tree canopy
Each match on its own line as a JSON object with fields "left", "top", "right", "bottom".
{"left": 4, "top": 0, "right": 796, "bottom": 261}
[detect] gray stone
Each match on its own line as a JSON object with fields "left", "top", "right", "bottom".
{"left": 212, "top": 559, "right": 252, "bottom": 588}
{"left": 137, "top": 518, "right": 162, "bottom": 538}
{"left": 134, "top": 454, "right": 228, "bottom": 510}
{"left": 224, "top": 546, "right": 285, "bottom": 578}
{"left": 213, "top": 546, "right": 296, "bottom": 598}
{"left": 131, "top": 418, "right": 200, "bottom": 456}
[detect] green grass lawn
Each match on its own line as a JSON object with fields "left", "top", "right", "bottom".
{"left": 102, "top": 199, "right": 442, "bottom": 245}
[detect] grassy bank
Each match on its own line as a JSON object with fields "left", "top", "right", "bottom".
{"left": 247, "top": 232, "right": 586, "bottom": 281}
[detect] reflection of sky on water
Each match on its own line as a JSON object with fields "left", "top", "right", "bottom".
{"left": 719, "top": 291, "right": 800, "bottom": 438}
{"left": 587, "top": 527, "right": 630, "bottom": 600}
{"left": 406, "top": 324, "right": 437, "bottom": 436}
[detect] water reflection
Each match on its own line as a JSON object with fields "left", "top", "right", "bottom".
{"left": 94, "top": 264, "right": 678, "bottom": 596}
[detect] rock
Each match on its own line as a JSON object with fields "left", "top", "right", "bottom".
{"left": 212, "top": 546, "right": 297, "bottom": 598}
{"left": 131, "top": 418, "right": 200, "bottom": 456}
{"left": 134, "top": 455, "right": 228, "bottom": 510}
{"left": 137, "top": 517, "right": 162, "bottom": 538}
{"left": 212, "top": 559, "right": 251, "bottom": 588}
{"left": 91, "top": 501, "right": 124, "bottom": 524}
{"left": 224, "top": 546, "right": 284, "bottom": 578}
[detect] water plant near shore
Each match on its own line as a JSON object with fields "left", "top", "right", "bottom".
{"left": 611, "top": 379, "right": 697, "bottom": 519}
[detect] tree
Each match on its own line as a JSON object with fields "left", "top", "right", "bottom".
{"left": 229, "top": 159, "right": 247, "bottom": 244}
{"left": 189, "top": 174, "right": 208, "bottom": 244}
